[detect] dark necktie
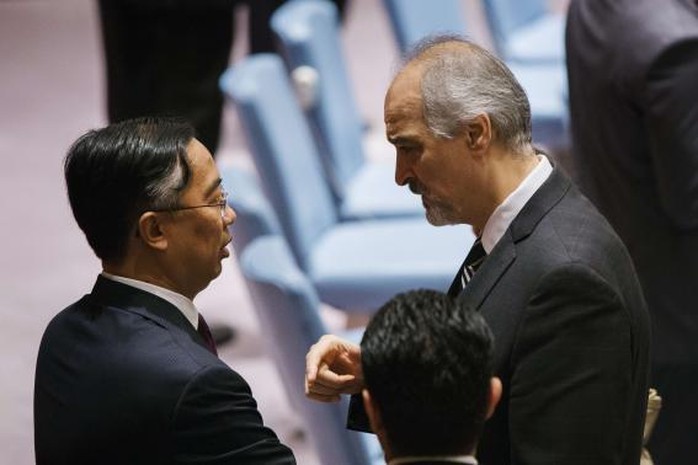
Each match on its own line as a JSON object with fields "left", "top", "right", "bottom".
{"left": 197, "top": 313, "right": 218, "bottom": 356}
{"left": 447, "top": 237, "right": 486, "bottom": 298}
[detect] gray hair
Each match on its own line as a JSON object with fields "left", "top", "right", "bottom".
{"left": 144, "top": 156, "right": 188, "bottom": 211}
{"left": 409, "top": 36, "right": 532, "bottom": 151}
{"left": 133, "top": 120, "right": 192, "bottom": 212}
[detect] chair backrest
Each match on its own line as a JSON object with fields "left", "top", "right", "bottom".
{"left": 220, "top": 54, "right": 338, "bottom": 270}
{"left": 220, "top": 166, "right": 281, "bottom": 256}
{"left": 482, "top": 0, "right": 547, "bottom": 53}
{"left": 381, "top": 0, "right": 468, "bottom": 53}
{"left": 271, "top": 0, "right": 365, "bottom": 199}
{"left": 240, "top": 235, "right": 380, "bottom": 465}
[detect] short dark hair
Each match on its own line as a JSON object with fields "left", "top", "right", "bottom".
{"left": 361, "top": 289, "right": 494, "bottom": 457}
{"left": 64, "top": 117, "right": 195, "bottom": 262}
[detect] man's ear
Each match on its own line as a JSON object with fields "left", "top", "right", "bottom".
{"left": 463, "top": 114, "right": 492, "bottom": 153}
{"left": 137, "top": 211, "right": 168, "bottom": 251}
{"left": 485, "top": 376, "right": 502, "bottom": 420}
{"left": 362, "top": 389, "right": 384, "bottom": 433}
{"left": 363, "top": 388, "right": 393, "bottom": 460}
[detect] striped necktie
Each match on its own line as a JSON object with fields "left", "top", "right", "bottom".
{"left": 197, "top": 314, "right": 218, "bottom": 356}
{"left": 448, "top": 237, "right": 486, "bottom": 297}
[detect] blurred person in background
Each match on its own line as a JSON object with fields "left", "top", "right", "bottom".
{"left": 98, "top": 0, "right": 349, "bottom": 155}
{"left": 566, "top": 1, "right": 698, "bottom": 462}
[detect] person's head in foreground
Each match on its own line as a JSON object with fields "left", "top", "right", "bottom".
{"left": 65, "top": 116, "right": 235, "bottom": 299}
{"left": 361, "top": 289, "right": 501, "bottom": 463}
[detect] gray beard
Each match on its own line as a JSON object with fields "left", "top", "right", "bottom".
{"left": 425, "top": 204, "right": 453, "bottom": 226}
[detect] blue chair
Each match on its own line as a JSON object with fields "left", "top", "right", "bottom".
{"left": 271, "top": 0, "right": 423, "bottom": 221}
{"left": 481, "top": 0, "right": 565, "bottom": 64}
{"left": 220, "top": 166, "right": 281, "bottom": 256}
{"left": 240, "top": 235, "right": 383, "bottom": 465}
{"left": 220, "top": 53, "right": 473, "bottom": 311}
{"left": 381, "top": 0, "right": 467, "bottom": 53}
{"left": 380, "top": 0, "right": 567, "bottom": 147}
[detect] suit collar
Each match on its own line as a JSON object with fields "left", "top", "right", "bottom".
{"left": 89, "top": 275, "right": 203, "bottom": 346}
{"left": 481, "top": 154, "right": 552, "bottom": 253}
{"left": 101, "top": 272, "right": 199, "bottom": 329}
{"left": 459, "top": 166, "right": 571, "bottom": 309}
{"left": 508, "top": 165, "right": 570, "bottom": 242}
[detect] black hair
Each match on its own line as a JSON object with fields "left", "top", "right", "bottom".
{"left": 64, "top": 116, "right": 195, "bottom": 262}
{"left": 361, "top": 289, "right": 494, "bottom": 456}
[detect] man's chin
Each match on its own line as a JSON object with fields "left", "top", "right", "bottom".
{"left": 425, "top": 208, "right": 454, "bottom": 226}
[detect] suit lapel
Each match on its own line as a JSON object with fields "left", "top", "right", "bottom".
{"left": 89, "top": 275, "right": 207, "bottom": 352}
{"left": 457, "top": 166, "right": 572, "bottom": 309}
{"left": 508, "top": 166, "right": 570, "bottom": 243}
{"left": 447, "top": 255, "right": 468, "bottom": 298}
{"left": 460, "top": 231, "right": 516, "bottom": 309}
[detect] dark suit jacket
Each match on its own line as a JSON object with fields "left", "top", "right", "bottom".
{"left": 350, "top": 167, "right": 650, "bottom": 465}
{"left": 97, "top": 0, "right": 291, "bottom": 153}
{"left": 34, "top": 276, "right": 295, "bottom": 465}
{"left": 462, "top": 167, "right": 649, "bottom": 465}
{"left": 388, "top": 461, "right": 476, "bottom": 465}
{"left": 566, "top": 0, "right": 698, "bottom": 367}
{"left": 566, "top": 3, "right": 698, "bottom": 462}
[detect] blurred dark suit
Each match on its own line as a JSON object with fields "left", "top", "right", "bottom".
{"left": 98, "top": 0, "right": 347, "bottom": 154}
{"left": 566, "top": 1, "right": 698, "bottom": 463}
{"left": 98, "top": 0, "right": 285, "bottom": 154}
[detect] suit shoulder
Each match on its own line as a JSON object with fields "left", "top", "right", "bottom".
{"left": 532, "top": 188, "right": 627, "bottom": 265}
{"left": 515, "top": 186, "right": 647, "bottom": 305}
{"left": 38, "top": 294, "right": 229, "bottom": 393}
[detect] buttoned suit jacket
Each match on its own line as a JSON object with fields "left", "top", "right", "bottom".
{"left": 349, "top": 166, "right": 650, "bottom": 465}
{"left": 34, "top": 276, "right": 295, "bottom": 465}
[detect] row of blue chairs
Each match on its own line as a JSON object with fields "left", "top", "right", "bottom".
{"left": 385, "top": 0, "right": 564, "bottom": 64}
{"left": 221, "top": 167, "right": 382, "bottom": 465}
{"left": 221, "top": 53, "right": 472, "bottom": 312}
{"left": 272, "top": 0, "right": 423, "bottom": 221}
{"left": 220, "top": 0, "right": 566, "bottom": 462}
{"left": 282, "top": 0, "right": 567, "bottom": 170}
{"left": 218, "top": 49, "right": 472, "bottom": 465}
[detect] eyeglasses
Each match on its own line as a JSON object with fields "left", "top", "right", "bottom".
{"left": 152, "top": 189, "right": 229, "bottom": 219}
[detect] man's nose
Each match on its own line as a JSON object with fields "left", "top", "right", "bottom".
{"left": 395, "top": 156, "right": 412, "bottom": 186}
{"left": 224, "top": 205, "right": 236, "bottom": 226}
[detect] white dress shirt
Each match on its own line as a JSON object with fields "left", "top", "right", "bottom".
{"left": 101, "top": 272, "right": 199, "bottom": 330}
{"left": 480, "top": 155, "right": 553, "bottom": 254}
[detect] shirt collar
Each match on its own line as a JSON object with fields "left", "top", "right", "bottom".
{"left": 480, "top": 155, "right": 552, "bottom": 253}
{"left": 389, "top": 455, "right": 477, "bottom": 465}
{"left": 100, "top": 272, "right": 199, "bottom": 330}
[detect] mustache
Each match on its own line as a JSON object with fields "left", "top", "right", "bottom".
{"left": 408, "top": 180, "right": 426, "bottom": 195}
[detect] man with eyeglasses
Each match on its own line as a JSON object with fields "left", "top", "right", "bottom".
{"left": 33, "top": 117, "right": 296, "bottom": 465}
